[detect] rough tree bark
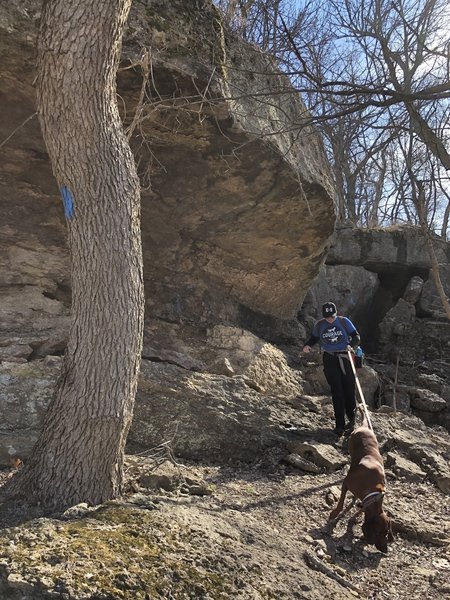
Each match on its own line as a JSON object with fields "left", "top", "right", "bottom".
{"left": 4, "top": 0, "right": 144, "bottom": 509}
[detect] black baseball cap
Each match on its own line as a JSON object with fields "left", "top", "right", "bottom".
{"left": 322, "top": 302, "right": 337, "bottom": 318}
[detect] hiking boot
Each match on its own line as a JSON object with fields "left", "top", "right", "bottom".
{"left": 345, "top": 417, "right": 356, "bottom": 431}
{"left": 333, "top": 427, "right": 345, "bottom": 437}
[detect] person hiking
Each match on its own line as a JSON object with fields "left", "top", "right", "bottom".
{"left": 302, "top": 301, "right": 361, "bottom": 436}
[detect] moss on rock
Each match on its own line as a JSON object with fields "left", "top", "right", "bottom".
{"left": 0, "top": 504, "right": 235, "bottom": 599}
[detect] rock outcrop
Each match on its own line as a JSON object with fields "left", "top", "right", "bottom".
{"left": 0, "top": 0, "right": 334, "bottom": 358}
{"left": 0, "top": 0, "right": 337, "bottom": 462}
{"left": 0, "top": 0, "right": 449, "bottom": 477}
{"left": 300, "top": 224, "right": 450, "bottom": 340}
{"left": 300, "top": 224, "right": 450, "bottom": 429}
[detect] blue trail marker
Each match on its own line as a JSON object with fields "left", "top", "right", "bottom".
{"left": 60, "top": 185, "right": 75, "bottom": 220}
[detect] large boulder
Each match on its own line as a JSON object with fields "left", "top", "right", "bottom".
{"left": 0, "top": 357, "right": 61, "bottom": 465}
{"left": 205, "top": 325, "right": 305, "bottom": 398}
{"left": 131, "top": 360, "right": 311, "bottom": 461}
{"left": 0, "top": 0, "right": 335, "bottom": 357}
{"left": 125, "top": 0, "right": 335, "bottom": 323}
{"left": 0, "top": 333, "right": 316, "bottom": 465}
{"left": 418, "top": 265, "right": 450, "bottom": 317}
{"left": 378, "top": 298, "right": 416, "bottom": 348}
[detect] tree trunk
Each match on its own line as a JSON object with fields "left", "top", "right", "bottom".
{"left": 415, "top": 182, "right": 450, "bottom": 322}
{"left": 406, "top": 104, "right": 450, "bottom": 171}
{"left": 440, "top": 189, "right": 450, "bottom": 241}
{"left": 5, "top": 0, "right": 144, "bottom": 510}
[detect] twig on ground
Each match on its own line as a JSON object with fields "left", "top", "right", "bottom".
{"left": 303, "top": 551, "right": 361, "bottom": 593}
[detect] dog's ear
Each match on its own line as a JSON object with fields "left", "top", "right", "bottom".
{"left": 363, "top": 514, "right": 392, "bottom": 553}
{"left": 362, "top": 520, "right": 374, "bottom": 543}
{"left": 376, "top": 514, "right": 392, "bottom": 553}
{"left": 375, "top": 537, "right": 388, "bottom": 554}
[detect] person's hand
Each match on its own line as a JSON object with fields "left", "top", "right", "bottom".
{"left": 303, "top": 345, "right": 312, "bottom": 353}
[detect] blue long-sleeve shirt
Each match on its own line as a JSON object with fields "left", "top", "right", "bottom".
{"left": 306, "top": 317, "right": 360, "bottom": 353}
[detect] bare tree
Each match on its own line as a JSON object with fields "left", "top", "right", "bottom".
{"left": 216, "top": 0, "right": 450, "bottom": 233}
{"left": 327, "top": 0, "right": 450, "bottom": 163}
{"left": 4, "top": 0, "right": 145, "bottom": 510}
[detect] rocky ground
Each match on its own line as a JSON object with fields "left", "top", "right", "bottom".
{"left": 0, "top": 408, "right": 449, "bottom": 600}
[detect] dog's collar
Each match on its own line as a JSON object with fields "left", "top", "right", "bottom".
{"left": 360, "top": 491, "right": 385, "bottom": 510}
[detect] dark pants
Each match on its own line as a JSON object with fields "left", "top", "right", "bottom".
{"left": 323, "top": 352, "right": 356, "bottom": 430}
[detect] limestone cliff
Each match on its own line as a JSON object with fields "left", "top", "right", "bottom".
{"left": 0, "top": 0, "right": 335, "bottom": 368}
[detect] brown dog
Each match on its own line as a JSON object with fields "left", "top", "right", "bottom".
{"left": 329, "top": 425, "right": 393, "bottom": 553}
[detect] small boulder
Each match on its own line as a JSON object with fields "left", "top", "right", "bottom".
{"left": 286, "top": 441, "right": 347, "bottom": 470}
{"left": 410, "top": 389, "right": 447, "bottom": 413}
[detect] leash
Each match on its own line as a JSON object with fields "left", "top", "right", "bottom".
{"left": 347, "top": 349, "right": 373, "bottom": 431}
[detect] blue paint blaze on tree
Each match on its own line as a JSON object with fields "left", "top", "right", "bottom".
{"left": 60, "top": 185, "right": 74, "bottom": 220}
